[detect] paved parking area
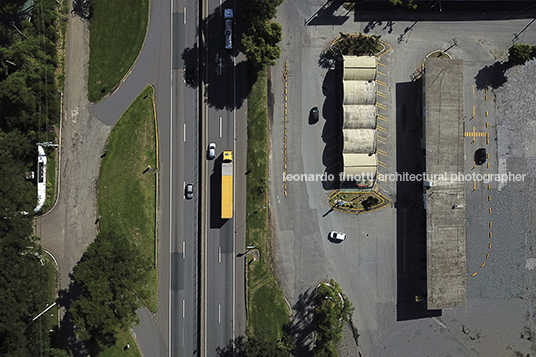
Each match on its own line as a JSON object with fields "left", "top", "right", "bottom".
{"left": 271, "top": 2, "right": 536, "bottom": 355}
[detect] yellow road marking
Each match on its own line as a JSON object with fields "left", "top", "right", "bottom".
{"left": 378, "top": 161, "right": 387, "bottom": 168}
{"left": 377, "top": 149, "right": 387, "bottom": 156}
{"left": 377, "top": 103, "right": 387, "bottom": 110}
{"left": 378, "top": 92, "right": 387, "bottom": 98}
{"left": 378, "top": 139, "right": 387, "bottom": 145}
{"left": 377, "top": 80, "right": 387, "bottom": 87}
{"left": 377, "top": 134, "right": 387, "bottom": 140}
{"left": 378, "top": 71, "right": 386, "bottom": 76}
{"left": 378, "top": 62, "right": 387, "bottom": 67}
{"left": 481, "top": 262, "right": 486, "bottom": 267}
{"left": 377, "top": 126, "right": 387, "bottom": 133}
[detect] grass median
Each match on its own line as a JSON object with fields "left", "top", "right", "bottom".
{"left": 88, "top": 0, "right": 149, "bottom": 102}
{"left": 97, "top": 86, "right": 157, "bottom": 312}
{"left": 246, "top": 68, "right": 289, "bottom": 340}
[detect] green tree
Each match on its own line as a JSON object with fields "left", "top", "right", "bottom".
{"left": 241, "top": 21, "right": 282, "bottom": 69}
{"left": 389, "top": 0, "right": 403, "bottom": 5}
{"left": 313, "top": 280, "right": 354, "bottom": 357}
{"left": 238, "top": 0, "right": 283, "bottom": 23}
{"left": 69, "top": 231, "right": 149, "bottom": 347}
{"left": 508, "top": 43, "right": 533, "bottom": 66}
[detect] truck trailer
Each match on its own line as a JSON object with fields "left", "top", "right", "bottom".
{"left": 221, "top": 151, "right": 233, "bottom": 219}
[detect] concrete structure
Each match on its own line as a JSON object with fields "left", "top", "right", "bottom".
{"left": 341, "top": 56, "right": 378, "bottom": 187}
{"left": 423, "top": 58, "right": 466, "bottom": 309}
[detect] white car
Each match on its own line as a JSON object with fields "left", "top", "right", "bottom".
{"left": 328, "top": 231, "right": 346, "bottom": 242}
{"left": 208, "top": 142, "right": 216, "bottom": 159}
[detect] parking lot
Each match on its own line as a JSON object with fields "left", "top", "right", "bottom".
{"left": 270, "top": 2, "right": 536, "bottom": 355}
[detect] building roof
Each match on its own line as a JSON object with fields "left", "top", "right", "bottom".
{"left": 343, "top": 105, "right": 377, "bottom": 129}
{"left": 343, "top": 56, "right": 377, "bottom": 80}
{"left": 343, "top": 129, "right": 376, "bottom": 153}
{"left": 424, "top": 58, "right": 466, "bottom": 309}
{"left": 343, "top": 81, "right": 376, "bottom": 105}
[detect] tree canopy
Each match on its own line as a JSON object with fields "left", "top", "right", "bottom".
{"left": 69, "top": 231, "right": 149, "bottom": 349}
{"left": 0, "top": 0, "right": 62, "bottom": 354}
{"left": 508, "top": 43, "right": 536, "bottom": 66}
{"left": 237, "top": 0, "right": 283, "bottom": 69}
{"left": 313, "top": 280, "right": 354, "bottom": 357}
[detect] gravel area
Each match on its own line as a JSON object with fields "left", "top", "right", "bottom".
{"left": 492, "top": 59, "right": 536, "bottom": 345}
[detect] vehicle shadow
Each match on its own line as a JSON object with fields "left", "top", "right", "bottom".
{"left": 395, "top": 81, "right": 441, "bottom": 321}
{"left": 209, "top": 154, "right": 227, "bottom": 229}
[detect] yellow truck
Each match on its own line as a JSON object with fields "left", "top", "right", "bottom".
{"left": 221, "top": 151, "right": 233, "bottom": 219}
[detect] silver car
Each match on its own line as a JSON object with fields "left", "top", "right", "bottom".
{"left": 208, "top": 142, "right": 216, "bottom": 159}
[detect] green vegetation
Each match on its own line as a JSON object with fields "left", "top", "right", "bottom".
{"left": 97, "top": 328, "right": 142, "bottom": 357}
{"left": 0, "top": 0, "right": 63, "bottom": 355}
{"left": 0, "top": 222, "right": 58, "bottom": 356}
{"left": 333, "top": 32, "right": 382, "bottom": 57}
{"left": 238, "top": 0, "right": 283, "bottom": 69}
{"left": 69, "top": 231, "right": 149, "bottom": 355}
{"left": 245, "top": 68, "right": 291, "bottom": 346}
{"left": 329, "top": 190, "right": 385, "bottom": 212}
{"left": 313, "top": 280, "right": 354, "bottom": 357}
{"left": 88, "top": 0, "right": 149, "bottom": 102}
{"left": 388, "top": 0, "right": 417, "bottom": 9}
{"left": 508, "top": 43, "right": 536, "bottom": 66}
{"left": 97, "top": 86, "right": 157, "bottom": 311}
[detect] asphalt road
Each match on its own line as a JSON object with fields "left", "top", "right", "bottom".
{"left": 204, "top": 0, "right": 239, "bottom": 353}
{"left": 270, "top": 1, "right": 536, "bottom": 356}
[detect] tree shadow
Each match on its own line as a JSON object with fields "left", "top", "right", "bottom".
{"left": 57, "top": 277, "right": 89, "bottom": 356}
{"left": 194, "top": 2, "right": 257, "bottom": 111}
{"left": 306, "top": 0, "right": 349, "bottom": 26}
{"left": 290, "top": 288, "right": 316, "bottom": 356}
{"left": 215, "top": 335, "right": 246, "bottom": 357}
{"left": 71, "top": 0, "right": 92, "bottom": 20}
{"left": 474, "top": 61, "right": 514, "bottom": 90}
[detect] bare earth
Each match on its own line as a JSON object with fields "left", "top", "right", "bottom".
{"left": 35, "top": 5, "right": 111, "bottom": 290}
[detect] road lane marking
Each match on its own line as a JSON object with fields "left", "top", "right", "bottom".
{"left": 218, "top": 246, "right": 221, "bottom": 263}
{"left": 182, "top": 299, "right": 185, "bottom": 318}
{"left": 378, "top": 62, "right": 386, "bottom": 67}
{"left": 378, "top": 71, "right": 386, "bottom": 76}
{"left": 184, "top": 123, "right": 186, "bottom": 142}
{"left": 182, "top": 240, "right": 185, "bottom": 259}
{"left": 377, "top": 80, "right": 387, "bottom": 87}
{"left": 220, "top": 116, "right": 222, "bottom": 137}
{"left": 218, "top": 304, "right": 221, "bottom": 323}
{"left": 183, "top": 7, "right": 186, "bottom": 24}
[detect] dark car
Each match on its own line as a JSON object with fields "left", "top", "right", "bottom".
{"left": 185, "top": 66, "right": 196, "bottom": 84}
{"left": 185, "top": 183, "right": 194, "bottom": 199}
{"left": 474, "top": 148, "right": 487, "bottom": 165}
{"left": 310, "top": 107, "right": 319, "bottom": 123}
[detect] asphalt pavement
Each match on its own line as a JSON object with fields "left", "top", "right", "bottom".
{"left": 270, "top": 1, "right": 536, "bottom": 356}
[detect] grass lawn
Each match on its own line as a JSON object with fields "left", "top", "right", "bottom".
{"left": 97, "top": 329, "right": 142, "bottom": 357}
{"left": 88, "top": 0, "right": 149, "bottom": 102}
{"left": 98, "top": 86, "right": 157, "bottom": 312}
{"left": 246, "top": 68, "right": 290, "bottom": 340}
